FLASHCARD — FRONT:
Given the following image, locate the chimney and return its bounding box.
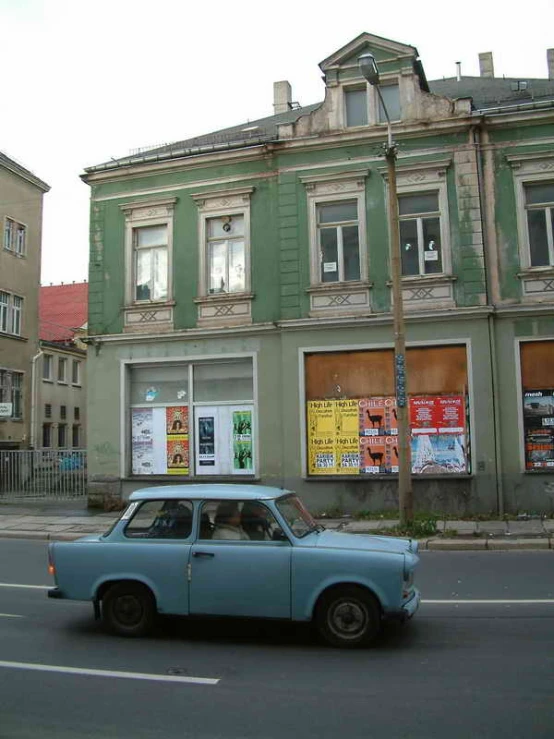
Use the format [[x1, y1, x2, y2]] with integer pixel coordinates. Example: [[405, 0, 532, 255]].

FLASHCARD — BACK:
[[273, 81, 292, 114], [479, 52, 495, 78], [548, 48, 554, 80], [455, 62, 462, 82]]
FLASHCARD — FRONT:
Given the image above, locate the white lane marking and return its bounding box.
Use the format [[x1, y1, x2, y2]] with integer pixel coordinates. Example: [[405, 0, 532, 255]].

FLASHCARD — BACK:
[[0, 613, 24, 618], [0, 660, 219, 685], [423, 599, 554, 604], [0, 583, 52, 590]]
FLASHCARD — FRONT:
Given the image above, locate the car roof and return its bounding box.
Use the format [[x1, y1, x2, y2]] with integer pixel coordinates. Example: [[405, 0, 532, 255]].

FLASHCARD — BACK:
[[129, 484, 291, 502]]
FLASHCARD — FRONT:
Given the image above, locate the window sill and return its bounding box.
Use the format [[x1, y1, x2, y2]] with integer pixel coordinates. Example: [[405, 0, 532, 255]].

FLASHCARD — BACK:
[[125, 475, 260, 483], [42, 378, 54, 384], [517, 267, 554, 278], [307, 280, 372, 292], [125, 299, 176, 309], [0, 332, 27, 342], [195, 292, 254, 304]]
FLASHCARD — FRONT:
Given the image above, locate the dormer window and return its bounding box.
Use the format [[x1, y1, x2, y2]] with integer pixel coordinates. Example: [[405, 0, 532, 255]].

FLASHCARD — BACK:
[[343, 82, 401, 128], [345, 88, 368, 127]]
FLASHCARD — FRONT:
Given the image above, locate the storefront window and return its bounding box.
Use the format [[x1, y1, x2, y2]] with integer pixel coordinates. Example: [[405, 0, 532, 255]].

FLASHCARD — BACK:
[[129, 358, 254, 478], [520, 341, 554, 471], [304, 346, 469, 476]]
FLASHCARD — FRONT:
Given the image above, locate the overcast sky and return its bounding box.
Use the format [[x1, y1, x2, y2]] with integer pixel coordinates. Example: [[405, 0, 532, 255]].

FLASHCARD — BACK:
[[2, 0, 553, 286]]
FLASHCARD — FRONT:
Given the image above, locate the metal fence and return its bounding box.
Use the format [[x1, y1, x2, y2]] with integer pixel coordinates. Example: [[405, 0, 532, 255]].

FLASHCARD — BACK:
[[0, 450, 87, 499]]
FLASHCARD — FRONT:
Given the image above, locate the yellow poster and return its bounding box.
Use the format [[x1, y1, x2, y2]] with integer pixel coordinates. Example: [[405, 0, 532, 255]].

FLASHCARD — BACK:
[[335, 399, 360, 474], [307, 399, 361, 475], [307, 400, 337, 474]]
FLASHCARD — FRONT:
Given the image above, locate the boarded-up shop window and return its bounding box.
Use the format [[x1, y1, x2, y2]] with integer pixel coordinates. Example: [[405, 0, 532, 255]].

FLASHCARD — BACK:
[[305, 346, 469, 477], [305, 346, 467, 400], [520, 341, 554, 471]]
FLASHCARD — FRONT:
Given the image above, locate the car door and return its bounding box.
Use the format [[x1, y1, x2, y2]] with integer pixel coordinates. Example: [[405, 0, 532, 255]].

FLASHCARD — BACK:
[[188, 501, 292, 618]]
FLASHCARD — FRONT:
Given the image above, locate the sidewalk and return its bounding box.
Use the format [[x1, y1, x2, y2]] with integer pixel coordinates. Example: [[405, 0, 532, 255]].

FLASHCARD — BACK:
[[0, 499, 553, 549]]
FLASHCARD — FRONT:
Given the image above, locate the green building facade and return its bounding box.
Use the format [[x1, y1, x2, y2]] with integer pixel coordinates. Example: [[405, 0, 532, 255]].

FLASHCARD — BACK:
[[82, 33, 554, 515]]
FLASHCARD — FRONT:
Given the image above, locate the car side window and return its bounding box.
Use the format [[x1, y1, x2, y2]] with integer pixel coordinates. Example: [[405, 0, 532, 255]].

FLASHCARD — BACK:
[[200, 500, 285, 542], [125, 500, 193, 539]]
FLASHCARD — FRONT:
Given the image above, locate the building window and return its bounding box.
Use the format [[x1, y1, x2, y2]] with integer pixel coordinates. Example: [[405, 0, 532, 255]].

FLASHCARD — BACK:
[[58, 357, 67, 383], [194, 187, 253, 300], [71, 359, 81, 385], [129, 357, 255, 477], [345, 88, 368, 127], [4, 217, 26, 255], [378, 84, 401, 123], [0, 370, 23, 419], [399, 192, 443, 276], [42, 423, 52, 448], [317, 200, 361, 283], [60, 405, 67, 420], [0, 292, 8, 332], [42, 354, 53, 380], [58, 424, 67, 448], [74, 406, 80, 421], [133, 225, 168, 301], [302, 173, 368, 290], [524, 182, 554, 267], [121, 198, 176, 307], [206, 215, 245, 294], [72, 424, 80, 448], [0, 291, 23, 335], [45, 403, 52, 418]]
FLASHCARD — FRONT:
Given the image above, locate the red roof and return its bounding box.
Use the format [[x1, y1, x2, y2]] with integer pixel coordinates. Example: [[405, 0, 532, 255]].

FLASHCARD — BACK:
[[39, 283, 88, 343]]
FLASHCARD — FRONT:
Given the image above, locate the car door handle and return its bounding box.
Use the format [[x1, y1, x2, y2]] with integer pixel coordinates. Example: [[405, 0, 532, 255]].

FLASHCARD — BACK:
[[193, 551, 215, 558]]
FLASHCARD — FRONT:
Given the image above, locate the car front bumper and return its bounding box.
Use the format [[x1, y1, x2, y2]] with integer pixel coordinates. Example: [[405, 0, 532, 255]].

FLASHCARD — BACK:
[[385, 588, 421, 622]]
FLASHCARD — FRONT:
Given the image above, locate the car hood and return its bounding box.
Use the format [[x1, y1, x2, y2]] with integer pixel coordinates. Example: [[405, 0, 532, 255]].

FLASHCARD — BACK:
[[313, 529, 418, 555]]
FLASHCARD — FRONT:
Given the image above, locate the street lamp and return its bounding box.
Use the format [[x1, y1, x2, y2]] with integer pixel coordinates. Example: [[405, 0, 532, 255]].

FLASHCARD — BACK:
[[358, 52, 413, 525]]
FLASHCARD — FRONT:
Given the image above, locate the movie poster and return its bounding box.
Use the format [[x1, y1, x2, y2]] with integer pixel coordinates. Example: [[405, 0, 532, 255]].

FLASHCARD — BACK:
[[523, 389, 554, 470]]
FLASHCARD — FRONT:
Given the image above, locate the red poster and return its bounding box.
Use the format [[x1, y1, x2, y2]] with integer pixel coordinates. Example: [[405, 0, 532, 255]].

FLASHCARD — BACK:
[[410, 396, 465, 435], [359, 397, 397, 436], [166, 406, 189, 435]]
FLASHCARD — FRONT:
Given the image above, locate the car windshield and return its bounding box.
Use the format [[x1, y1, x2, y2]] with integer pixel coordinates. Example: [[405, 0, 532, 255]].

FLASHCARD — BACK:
[[276, 494, 319, 538]]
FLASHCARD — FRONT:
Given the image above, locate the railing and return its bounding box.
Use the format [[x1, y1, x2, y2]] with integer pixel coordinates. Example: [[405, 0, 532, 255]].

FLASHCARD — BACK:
[[0, 450, 87, 499]]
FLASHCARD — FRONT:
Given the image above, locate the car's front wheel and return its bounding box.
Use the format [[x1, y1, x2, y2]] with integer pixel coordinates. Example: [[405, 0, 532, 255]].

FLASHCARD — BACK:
[[315, 585, 381, 648], [102, 582, 156, 637]]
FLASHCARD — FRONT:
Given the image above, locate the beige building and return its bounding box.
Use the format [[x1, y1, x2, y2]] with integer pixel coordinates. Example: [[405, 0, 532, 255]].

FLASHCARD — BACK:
[[0, 152, 49, 450]]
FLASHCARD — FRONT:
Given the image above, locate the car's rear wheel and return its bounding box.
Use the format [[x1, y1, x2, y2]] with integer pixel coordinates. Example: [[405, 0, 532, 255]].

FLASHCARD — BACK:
[[315, 585, 381, 648], [102, 582, 156, 637]]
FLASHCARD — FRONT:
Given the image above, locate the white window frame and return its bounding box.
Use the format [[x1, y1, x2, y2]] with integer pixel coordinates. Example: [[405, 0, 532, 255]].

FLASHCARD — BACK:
[[0, 292, 8, 332], [71, 359, 81, 386], [120, 198, 176, 306], [0, 291, 23, 335], [301, 172, 368, 287], [4, 217, 27, 255], [42, 354, 53, 381], [342, 78, 401, 128], [390, 161, 452, 279], [11, 295, 22, 335], [57, 357, 67, 384], [192, 187, 254, 298], [398, 192, 444, 277]]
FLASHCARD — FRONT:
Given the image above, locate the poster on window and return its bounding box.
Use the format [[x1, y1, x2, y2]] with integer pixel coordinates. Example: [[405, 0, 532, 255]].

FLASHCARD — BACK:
[[131, 409, 154, 474], [410, 395, 465, 435], [359, 397, 397, 436], [411, 434, 467, 474], [197, 414, 217, 470], [166, 406, 188, 436], [335, 399, 360, 474], [233, 410, 253, 472], [523, 390, 554, 469], [307, 400, 337, 474], [360, 436, 398, 474]]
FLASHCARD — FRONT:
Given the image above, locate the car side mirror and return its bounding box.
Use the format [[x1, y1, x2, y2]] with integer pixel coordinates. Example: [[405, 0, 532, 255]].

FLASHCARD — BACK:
[[272, 528, 288, 542]]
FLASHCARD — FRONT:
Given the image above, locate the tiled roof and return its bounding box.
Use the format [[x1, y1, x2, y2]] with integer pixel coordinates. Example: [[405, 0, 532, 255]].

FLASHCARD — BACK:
[[39, 283, 88, 343], [84, 75, 554, 174], [428, 76, 554, 110]]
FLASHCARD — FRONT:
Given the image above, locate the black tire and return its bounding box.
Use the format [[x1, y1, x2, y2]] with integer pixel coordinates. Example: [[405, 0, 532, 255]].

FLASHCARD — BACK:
[[102, 582, 156, 637], [315, 585, 381, 648]]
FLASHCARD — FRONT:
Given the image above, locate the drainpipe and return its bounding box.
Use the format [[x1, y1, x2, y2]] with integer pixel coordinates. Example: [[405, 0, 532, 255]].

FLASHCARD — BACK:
[[471, 122, 504, 515], [30, 349, 43, 450]]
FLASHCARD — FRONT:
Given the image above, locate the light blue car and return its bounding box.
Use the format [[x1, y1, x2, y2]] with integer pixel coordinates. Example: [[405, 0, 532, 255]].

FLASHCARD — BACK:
[[48, 484, 420, 648]]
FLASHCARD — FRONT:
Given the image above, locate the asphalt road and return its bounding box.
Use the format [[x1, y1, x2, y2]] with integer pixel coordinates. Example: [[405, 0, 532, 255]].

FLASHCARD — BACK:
[[0, 541, 553, 739]]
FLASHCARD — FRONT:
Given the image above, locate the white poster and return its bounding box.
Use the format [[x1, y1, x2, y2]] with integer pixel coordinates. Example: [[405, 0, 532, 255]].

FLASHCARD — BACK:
[[194, 405, 254, 476]]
